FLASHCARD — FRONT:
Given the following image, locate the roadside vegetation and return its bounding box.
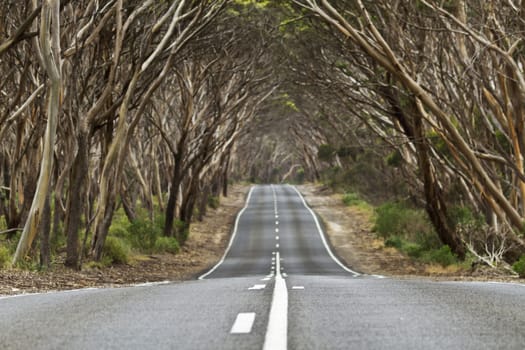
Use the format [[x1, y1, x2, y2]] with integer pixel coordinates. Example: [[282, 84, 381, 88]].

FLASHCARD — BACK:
[[341, 193, 461, 269]]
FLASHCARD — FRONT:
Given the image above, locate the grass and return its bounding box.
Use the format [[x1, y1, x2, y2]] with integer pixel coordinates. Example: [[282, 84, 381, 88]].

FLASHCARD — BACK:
[[342, 192, 374, 214]]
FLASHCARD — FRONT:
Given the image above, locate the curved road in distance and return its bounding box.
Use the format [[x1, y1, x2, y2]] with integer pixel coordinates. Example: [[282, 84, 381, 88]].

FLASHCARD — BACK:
[[1, 184, 525, 349]]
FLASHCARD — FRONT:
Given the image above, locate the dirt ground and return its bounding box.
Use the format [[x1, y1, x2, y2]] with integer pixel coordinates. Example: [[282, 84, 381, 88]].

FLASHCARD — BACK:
[[1, 183, 523, 296]]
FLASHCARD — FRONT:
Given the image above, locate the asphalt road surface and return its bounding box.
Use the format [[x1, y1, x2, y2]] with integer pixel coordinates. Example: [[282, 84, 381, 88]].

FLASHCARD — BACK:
[[1, 184, 525, 349]]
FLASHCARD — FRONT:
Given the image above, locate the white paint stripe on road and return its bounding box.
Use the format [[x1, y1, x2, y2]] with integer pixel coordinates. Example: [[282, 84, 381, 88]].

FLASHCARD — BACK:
[[275, 228, 279, 233], [290, 185, 361, 277], [263, 252, 288, 350], [198, 187, 255, 280], [292, 286, 304, 290], [248, 284, 266, 290], [230, 313, 256, 334]]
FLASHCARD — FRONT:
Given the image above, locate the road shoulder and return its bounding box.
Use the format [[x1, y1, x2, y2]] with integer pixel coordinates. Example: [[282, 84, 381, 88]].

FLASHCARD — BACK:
[[297, 184, 525, 283]]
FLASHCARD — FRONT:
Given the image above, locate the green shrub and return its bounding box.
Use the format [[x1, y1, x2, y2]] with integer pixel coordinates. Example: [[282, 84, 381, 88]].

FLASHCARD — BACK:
[[208, 196, 220, 209], [0, 246, 10, 269], [318, 144, 335, 163], [102, 236, 130, 265], [384, 235, 403, 249], [342, 193, 362, 206], [154, 236, 180, 254], [108, 208, 132, 240], [0, 215, 7, 231], [423, 246, 457, 267], [174, 219, 189, 243], [404, 243, 424, 258], [109, 224, 130, 239], [447, 205, 481, 229], [373, 202, 432, 241], [513, 255, 525, 277], [294, 167, 305, 184], [386, 150, 403, 167], [128, 218, 161, 251], [373, 202, 411, 238]]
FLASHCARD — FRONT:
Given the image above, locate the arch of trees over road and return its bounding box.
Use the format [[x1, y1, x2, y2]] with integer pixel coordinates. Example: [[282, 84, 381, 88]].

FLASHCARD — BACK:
[[1, 0, 525, 270]]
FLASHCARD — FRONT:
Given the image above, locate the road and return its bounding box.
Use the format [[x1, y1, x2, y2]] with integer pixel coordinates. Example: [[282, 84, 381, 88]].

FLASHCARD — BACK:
[[1, 184, 525, 349]]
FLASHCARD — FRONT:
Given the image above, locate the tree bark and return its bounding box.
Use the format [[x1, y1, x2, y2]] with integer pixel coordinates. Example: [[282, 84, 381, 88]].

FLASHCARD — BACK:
[[12, 0, 62, 265], [39, 193, 51, 268], [64, 128, 89, 269]]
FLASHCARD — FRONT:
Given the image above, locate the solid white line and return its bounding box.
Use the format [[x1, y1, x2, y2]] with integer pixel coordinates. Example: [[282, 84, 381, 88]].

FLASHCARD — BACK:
[[230, 313, 256, 334], [292, 286, 304, 290], [198, 187, 255, 280], [263, 252, 288, 350], [289, 185, 361, 276]]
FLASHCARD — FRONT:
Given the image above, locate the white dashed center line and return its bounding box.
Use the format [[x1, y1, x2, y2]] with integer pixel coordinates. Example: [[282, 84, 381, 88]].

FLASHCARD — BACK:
[[230, 313, 256, 334], [248, 284, 266, 290], [263, 251, 288, 350]]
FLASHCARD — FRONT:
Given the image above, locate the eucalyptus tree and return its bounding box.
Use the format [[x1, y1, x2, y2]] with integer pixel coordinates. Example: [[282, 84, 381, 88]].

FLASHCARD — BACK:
[[292, 0, 525, 261], [154, 6, 277, 240], [90, 0, 229, 261]]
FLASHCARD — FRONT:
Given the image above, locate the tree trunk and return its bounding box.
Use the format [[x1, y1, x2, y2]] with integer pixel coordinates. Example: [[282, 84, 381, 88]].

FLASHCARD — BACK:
[[64, 129, 89, 269], [413, 108, 466, 259], [39, 193, 51, 268], [12, 0, 62, 265], [383, 85, 466, 259], [222, 155, 230, 197], [92, 196, 116, 261], [164, 153, 183, 237]]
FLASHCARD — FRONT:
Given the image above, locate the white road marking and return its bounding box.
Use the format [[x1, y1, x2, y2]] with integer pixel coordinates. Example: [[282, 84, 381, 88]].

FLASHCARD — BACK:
[[276, 243, 280, 248], [290, 185, 361, 276], [275, 228, 279, 233], [292, 286, 304, 290], [249, 284, 266, 290], [262, 277, 271, 281], [276, 221, 279, 225], [230, 313, 256, 334], [198, 187, 255, 280], [282, 273, 288, 277], [276, 236, 279, 240], [263, 252, 288, 350], [275, 215, 279, 219]]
